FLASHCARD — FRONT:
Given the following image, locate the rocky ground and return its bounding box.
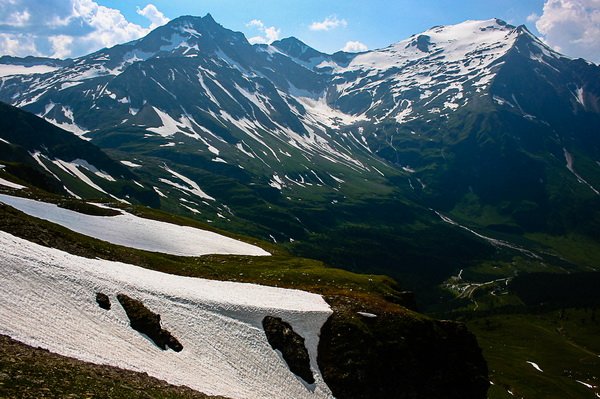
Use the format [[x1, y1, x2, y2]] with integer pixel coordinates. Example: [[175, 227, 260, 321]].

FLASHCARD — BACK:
[[0, 335, 227, 399]]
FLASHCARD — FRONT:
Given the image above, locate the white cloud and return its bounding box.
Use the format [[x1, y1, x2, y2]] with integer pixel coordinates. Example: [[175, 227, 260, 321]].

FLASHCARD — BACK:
[[136, 4, 169, 30], [48, 35, 74, 59], [309, 16, 347, 31], [526, 13, 540, 23], [0, 0, 169, 58], [2, 9, 31, 27], [342, 40, 368, 52], [535, 0, 600, 63], [0, 32, 38, 56], [246, 19, 280, 44], [247, 19, 264, 29]]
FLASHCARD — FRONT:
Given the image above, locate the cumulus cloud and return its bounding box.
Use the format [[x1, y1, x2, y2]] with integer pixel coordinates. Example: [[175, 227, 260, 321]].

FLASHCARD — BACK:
[[0, 32, 38, 55], [0, 0, 169, 58], [48, 35, 74, 59], [310, 16, 348, 31], [136, 4, 169, 30], [3, 9, 31, 27], [342, 40, 368, 52], [246, 19, 280, 44], [534, 0, 600, 63]]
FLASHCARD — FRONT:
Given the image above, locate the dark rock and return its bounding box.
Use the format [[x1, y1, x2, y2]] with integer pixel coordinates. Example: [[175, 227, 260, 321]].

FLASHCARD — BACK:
[[95, 293, 111, 310], [317, 298, 489, 399], [116, 294, 183, 352], [262, 316, 314, 384]]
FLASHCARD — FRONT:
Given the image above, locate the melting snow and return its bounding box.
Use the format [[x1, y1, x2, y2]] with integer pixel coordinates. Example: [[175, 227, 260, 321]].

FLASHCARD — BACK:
[[120, 160, 142, 168], [269, 173, 285, 190], [70, 159, 116, 181], [153, 186, 167, 198], [148, 107, 184, 137], [357, 312, 377, 318], [236, 142, 255, 158], [0, 231, 333, 399], [526, 361, 543, 373], [52, 159, 108, 194], [29, 152, 60, 180], [160, 165, 215, 201], [0, 64, 59, 77], [576, 380, 597, 389], [0, 194, 268, 256], [0, 177, 25, 190], [575, 87, 585, 107], [564, 148, 600, 195]]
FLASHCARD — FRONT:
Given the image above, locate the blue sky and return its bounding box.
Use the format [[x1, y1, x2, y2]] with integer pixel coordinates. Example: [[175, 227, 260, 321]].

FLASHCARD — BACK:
[[97, 0, 546, 53], [0, 0, 598, 62]]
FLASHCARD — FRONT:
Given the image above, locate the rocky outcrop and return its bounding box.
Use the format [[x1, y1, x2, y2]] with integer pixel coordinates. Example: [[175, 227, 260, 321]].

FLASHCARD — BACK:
[[317, 296, 489, 399], [116, 294, 183, 352], [95, 292, 111, 310], [262, 316, 314, 384]]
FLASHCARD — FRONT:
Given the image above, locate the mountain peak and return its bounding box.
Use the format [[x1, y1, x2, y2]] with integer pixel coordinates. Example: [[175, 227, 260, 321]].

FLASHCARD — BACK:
[[166, 13, 220, 30], [271, 37, 324, 61], [203, 13, 216, 23]]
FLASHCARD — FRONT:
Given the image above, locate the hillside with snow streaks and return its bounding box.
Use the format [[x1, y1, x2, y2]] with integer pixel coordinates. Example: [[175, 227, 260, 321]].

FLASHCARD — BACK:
[[0, 194, 269, 256], [0, 231, 332, 399]]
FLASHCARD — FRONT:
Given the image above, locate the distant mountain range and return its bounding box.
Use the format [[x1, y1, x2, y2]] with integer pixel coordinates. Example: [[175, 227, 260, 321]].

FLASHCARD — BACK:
[[1, 14, 599, 297]]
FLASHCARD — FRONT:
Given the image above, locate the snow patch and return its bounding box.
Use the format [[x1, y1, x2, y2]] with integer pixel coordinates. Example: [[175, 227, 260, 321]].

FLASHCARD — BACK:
[[576, 380, 597, 389], [120, 160, 142, 168], [153, 186, 167, 198], [160, 165, 215, 201], [0, 231, 333, 399], [51, 159, 108, 194], [0, 194, 267, 256], [70, 159, 116, 182], [357, 312, 377, 318], [0, 64, 59, 77], [0, 177, 25, 190], [526, 361, 543, 373], [269, 173, 285, 190], [147, 107, 184, 137], [564, 148, 600, 195]]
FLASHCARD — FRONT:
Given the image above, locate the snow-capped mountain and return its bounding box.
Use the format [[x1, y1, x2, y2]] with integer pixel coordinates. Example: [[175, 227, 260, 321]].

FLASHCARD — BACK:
[[0, 15, 360, 171], [1, 14, 599, 286], [329, 19, 520, 120]]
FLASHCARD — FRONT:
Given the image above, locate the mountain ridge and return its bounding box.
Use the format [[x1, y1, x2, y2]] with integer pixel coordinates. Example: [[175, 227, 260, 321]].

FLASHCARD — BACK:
[[1, 14, 598, 297]]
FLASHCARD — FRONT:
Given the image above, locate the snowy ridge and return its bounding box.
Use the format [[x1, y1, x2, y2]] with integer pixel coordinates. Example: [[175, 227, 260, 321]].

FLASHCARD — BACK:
[[0, 194, 268, 256], [2, 15, 595, 204], [0, 231, 333, 399], [331, 19, 519, 120]]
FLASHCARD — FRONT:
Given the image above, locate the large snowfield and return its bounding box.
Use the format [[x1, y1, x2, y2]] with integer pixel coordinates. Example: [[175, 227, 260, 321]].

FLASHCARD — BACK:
[[0, 230, 334, 399], [0, 193, 269, 256]]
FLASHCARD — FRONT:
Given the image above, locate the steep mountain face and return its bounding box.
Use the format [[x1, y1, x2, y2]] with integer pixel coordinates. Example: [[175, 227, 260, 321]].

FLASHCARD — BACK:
[[353, 21, 600, 236], [0, 101, 157, 204], [1, 15, 599, 293]]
